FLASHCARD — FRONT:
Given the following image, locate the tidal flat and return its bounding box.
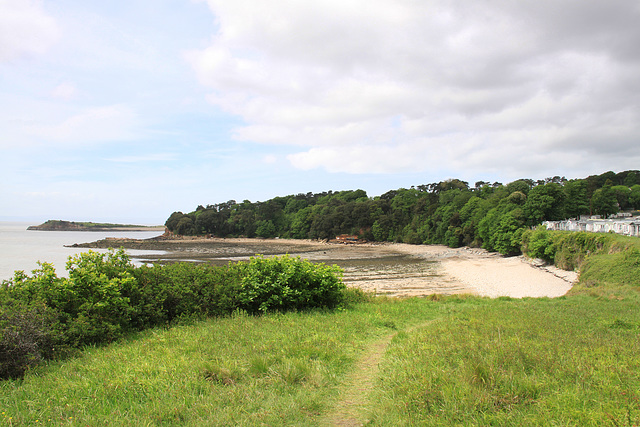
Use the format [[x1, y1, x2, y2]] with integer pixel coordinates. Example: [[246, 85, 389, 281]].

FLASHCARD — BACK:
[[74, 236, 575, 298]]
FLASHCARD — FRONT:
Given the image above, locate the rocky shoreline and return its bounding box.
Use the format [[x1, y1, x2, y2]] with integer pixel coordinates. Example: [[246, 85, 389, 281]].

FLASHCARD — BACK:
[[69, 236, 577, 298]]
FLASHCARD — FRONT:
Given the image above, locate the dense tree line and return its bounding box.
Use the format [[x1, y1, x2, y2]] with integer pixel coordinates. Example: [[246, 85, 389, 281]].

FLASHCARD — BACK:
[[166, 170, 640, 256]]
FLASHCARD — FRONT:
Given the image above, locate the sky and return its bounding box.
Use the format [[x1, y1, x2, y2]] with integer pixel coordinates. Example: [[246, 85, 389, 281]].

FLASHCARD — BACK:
[[1, 0, 639, 225]]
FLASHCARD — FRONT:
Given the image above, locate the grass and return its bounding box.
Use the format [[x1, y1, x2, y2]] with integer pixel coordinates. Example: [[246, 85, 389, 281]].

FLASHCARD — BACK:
[[2, 237, 640, 425], [369, 294, 640, 426], [0, 298, 445, 426]]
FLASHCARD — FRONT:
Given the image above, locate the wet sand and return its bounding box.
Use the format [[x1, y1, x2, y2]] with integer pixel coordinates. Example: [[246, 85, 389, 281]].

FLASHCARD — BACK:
[[74, 237, 576, 298]]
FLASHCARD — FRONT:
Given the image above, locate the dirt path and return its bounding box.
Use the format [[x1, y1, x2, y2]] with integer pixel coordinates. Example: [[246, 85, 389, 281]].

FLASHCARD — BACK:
[[322, 321, 434, 426], [323, 333, 395, 426]]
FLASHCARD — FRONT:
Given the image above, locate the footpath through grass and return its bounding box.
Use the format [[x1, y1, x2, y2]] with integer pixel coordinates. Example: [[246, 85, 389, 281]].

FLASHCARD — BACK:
[[0, 297, 447, 426], [2, 292, 639, 426]]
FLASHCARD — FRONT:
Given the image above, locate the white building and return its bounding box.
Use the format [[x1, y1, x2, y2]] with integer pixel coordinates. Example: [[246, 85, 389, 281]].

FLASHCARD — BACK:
[[543, 217, 640, 237]]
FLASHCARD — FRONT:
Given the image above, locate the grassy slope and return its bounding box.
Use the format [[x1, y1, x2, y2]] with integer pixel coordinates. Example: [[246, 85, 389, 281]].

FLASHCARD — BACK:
[[2, 294, 639, 426], [2, 237, 640, 426], [0, 298, 446, 426], [370, 295, 640, 426]]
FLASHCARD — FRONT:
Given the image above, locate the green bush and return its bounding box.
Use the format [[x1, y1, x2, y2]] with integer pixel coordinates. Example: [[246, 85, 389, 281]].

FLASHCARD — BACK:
[[61, 250, 137, 345], [522, 229, 613, 270], [521, 227, 554, 262], [235, 255, 345, 313], [522, 229, 640, 294], [130, 262, 243, 326], [1, 250, 347, 379], [0, 301, 60, 379]]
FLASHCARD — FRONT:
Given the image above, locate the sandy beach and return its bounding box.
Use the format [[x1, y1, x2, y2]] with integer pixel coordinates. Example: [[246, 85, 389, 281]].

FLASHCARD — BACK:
[[387, 244, 576, 298], [75, 236, 577, 298]]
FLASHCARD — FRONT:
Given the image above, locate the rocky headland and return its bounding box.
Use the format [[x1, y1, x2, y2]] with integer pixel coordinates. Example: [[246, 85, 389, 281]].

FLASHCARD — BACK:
[[28, 220, 165, 232]]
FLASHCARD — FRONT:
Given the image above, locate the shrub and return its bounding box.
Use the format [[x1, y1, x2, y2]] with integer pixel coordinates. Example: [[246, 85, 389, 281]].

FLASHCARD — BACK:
[[56, 250, 136, 346], [1, 250, 347, 379], [0, 302, 60, 379], [235, 255, 345, 313], [129, 262, 243, 326]]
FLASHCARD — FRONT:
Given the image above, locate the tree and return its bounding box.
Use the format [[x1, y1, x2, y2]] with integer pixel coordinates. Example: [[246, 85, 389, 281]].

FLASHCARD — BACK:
[[165, 211, 187, 232], [478, 204, 525, 254], [506, 179, 532, 196], [630, 185, 640, 210], [523, 183, 565, 226], [563, 180, 589, 218], [194, 209, 218, 234], [611, 185, 631, 211], [255, 220, 277, 238], [176, 217, 196, 235], [493, 210, 525, 256], [590, 186, 618, 218], [623, 171, 640, 187]]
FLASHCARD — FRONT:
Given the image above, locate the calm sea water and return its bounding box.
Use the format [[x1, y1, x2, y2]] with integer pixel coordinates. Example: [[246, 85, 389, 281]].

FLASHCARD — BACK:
[[0, 222, 165, 281]]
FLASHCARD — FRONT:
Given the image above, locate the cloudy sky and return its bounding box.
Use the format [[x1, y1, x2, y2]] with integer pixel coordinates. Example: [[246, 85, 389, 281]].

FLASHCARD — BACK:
[[1, 0, 639, 224]]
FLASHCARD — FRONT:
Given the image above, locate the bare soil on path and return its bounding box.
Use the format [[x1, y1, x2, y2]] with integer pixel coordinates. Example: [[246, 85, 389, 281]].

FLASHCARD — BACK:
[[322, 319, 437, 426], [322, 333, 395, 426]]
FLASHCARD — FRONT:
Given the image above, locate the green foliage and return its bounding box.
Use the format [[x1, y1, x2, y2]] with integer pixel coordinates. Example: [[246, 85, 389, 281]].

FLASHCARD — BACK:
[[631, 185, 640, 210], [611, 185, 632, 210], [235, 255, 345, 313], [369, 295, 640, 425], [590, 185, 619, 218], [478, 198, 527, 255], [0, 301, 60, 379], [255, 219, 277, 238], [164, 170, 639, 257], [524, 183, 565, 225], [522, 228, 640, 294], [129, 261, 243, 327], [61, 250, 137, 345], [522, 228, 610, 270], [1, 250, 346, 379]]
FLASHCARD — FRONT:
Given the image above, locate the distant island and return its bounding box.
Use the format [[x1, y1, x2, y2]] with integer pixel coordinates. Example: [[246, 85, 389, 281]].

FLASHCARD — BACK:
[[27, 220, 165, 232]]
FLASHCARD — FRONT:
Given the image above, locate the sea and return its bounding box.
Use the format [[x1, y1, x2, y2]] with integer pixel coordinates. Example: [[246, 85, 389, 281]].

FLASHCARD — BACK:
[[0, 222, 165, 281]]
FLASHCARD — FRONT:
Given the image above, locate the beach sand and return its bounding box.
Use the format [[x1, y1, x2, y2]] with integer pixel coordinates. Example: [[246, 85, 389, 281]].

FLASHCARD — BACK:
[[387, 243, 576, 298], [76, 237, 577, 298]]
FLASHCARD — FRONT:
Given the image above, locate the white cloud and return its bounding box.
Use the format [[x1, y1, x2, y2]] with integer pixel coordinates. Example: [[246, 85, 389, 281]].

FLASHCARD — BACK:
[[0, 0, 59, 61], [190, 0, 640, 180]]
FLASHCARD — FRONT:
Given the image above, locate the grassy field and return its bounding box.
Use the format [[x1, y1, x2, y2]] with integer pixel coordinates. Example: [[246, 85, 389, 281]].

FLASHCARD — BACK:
[[2, 233, 640, 426], [1, 292, 639, 426]]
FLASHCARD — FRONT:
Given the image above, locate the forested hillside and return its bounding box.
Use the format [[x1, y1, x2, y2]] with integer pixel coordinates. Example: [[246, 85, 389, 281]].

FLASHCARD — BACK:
[[166, 170, 640, 255]]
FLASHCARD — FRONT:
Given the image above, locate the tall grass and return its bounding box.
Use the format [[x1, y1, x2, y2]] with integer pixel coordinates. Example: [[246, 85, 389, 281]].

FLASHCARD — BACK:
[[2, 294, 639, 425], [368, 294, 640, 426], [0, 298, 444, 426], [3, 231, 640, 425]]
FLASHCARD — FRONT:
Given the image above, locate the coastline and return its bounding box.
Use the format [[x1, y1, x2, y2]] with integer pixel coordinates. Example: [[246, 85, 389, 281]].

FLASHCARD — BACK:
[[30, 226, 166, 232], [27, 220, 165, 232], [72, 236, 577, 298]]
